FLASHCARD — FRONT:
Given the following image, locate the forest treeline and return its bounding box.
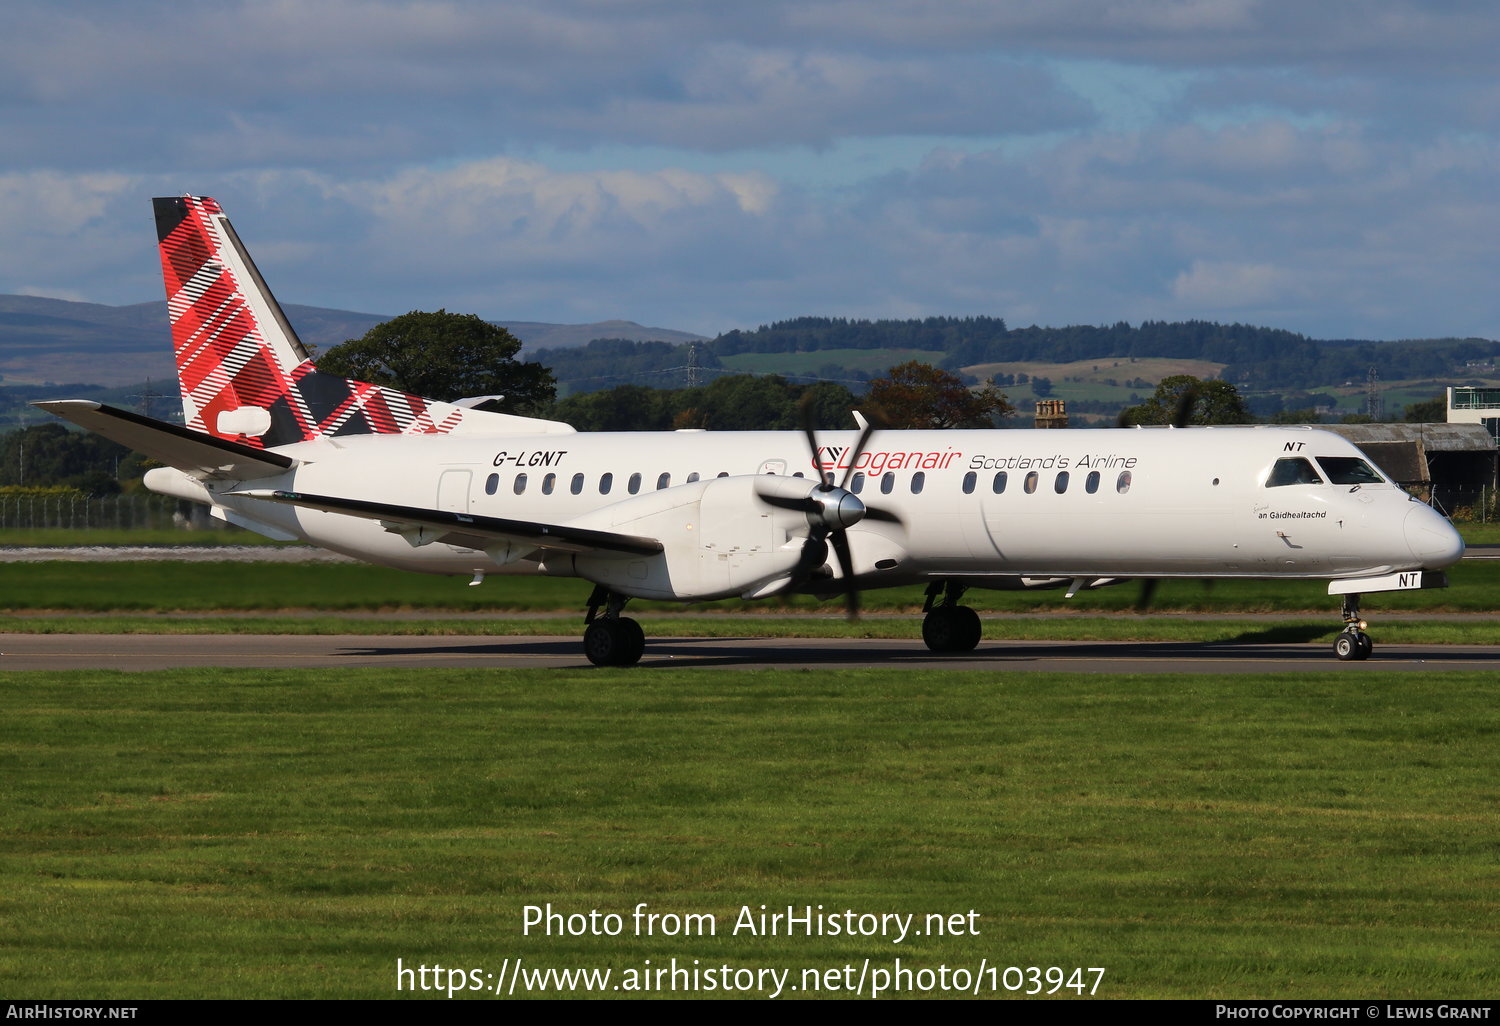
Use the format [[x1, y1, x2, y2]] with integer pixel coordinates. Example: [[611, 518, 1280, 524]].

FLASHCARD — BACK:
[[532, 317, 1500, 395]]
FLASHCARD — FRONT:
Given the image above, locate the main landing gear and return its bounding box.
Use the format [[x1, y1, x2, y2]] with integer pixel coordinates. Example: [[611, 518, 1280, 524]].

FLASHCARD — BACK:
[[921, 581, 983, 654], [1334, 593, 1374, 661], [583, 586, 645, 667]]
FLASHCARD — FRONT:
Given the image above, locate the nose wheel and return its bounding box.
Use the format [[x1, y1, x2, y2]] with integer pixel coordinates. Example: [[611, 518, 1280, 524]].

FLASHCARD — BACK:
[[1334, 594, 1373, 661]]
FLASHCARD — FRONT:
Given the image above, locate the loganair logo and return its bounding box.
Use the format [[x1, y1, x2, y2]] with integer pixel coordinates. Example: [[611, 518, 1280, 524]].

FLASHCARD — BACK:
[[815, 446, 962, 476]]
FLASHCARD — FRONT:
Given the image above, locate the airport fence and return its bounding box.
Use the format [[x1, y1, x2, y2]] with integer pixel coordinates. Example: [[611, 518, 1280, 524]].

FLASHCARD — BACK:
[[0, 492, 185, 530]]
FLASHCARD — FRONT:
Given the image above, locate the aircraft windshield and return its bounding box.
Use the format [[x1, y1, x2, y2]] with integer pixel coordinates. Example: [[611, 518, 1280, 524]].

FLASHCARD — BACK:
[[1265, 457, 1323, 487], [1316, 456, 1384, 485]]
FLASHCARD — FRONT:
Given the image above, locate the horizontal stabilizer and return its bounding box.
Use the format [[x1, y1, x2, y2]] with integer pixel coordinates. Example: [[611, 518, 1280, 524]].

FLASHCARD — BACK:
[[233, 489, 664, 557], [32, 400, 295, 480]]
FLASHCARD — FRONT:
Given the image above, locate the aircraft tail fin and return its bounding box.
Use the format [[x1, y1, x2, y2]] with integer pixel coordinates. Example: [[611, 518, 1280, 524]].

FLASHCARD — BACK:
[[155, 195, 554, 447]]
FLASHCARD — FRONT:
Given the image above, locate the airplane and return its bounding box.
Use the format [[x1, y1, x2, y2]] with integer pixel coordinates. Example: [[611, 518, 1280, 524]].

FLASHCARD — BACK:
[[36, 195, 1465, 666]]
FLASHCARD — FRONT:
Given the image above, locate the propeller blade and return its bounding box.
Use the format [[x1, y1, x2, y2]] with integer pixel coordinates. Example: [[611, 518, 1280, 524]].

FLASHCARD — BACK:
[[794, 536, 830, 577], [1135, 578, 1159, 612], [838, 417, 879, 491], [797, 397, 827, 486], [1171, 383, 1200, 429], [828, 528, 860, 620], [756, 490, 821, 514]]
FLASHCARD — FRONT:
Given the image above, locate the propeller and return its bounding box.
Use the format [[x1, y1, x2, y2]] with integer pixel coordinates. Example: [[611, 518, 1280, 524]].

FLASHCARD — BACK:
[[755, 400, 894, 618]]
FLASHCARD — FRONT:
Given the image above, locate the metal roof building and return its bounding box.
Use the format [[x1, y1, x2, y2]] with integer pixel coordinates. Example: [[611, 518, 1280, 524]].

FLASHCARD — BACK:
[[1316, 422, 1497, 516]]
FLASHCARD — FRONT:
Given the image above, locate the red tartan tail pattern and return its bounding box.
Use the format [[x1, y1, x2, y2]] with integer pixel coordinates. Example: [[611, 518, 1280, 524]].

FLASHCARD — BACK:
[[155, 195, 465, 447]]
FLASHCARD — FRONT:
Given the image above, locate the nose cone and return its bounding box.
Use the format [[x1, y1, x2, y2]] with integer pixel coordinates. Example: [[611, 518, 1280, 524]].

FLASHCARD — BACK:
[[825, 490, 866, 531], [1405, 503, 1465, 567]]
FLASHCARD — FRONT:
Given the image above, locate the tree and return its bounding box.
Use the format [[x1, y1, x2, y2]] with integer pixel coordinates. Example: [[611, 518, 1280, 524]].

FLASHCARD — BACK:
[[551, 385, 674, 432], [1119, 375, 1252, 426], [864, 361, 1013, 429], [0, 423, 130, 494], [1403, 396, 1447, 423], [693, 375, 800, 431], [795, 381, 860, 431], [317, 310, 556, 414]]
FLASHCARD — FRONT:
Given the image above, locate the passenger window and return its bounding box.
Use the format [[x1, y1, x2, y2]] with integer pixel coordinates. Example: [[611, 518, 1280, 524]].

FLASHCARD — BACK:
[[717, 471, 729, 478], [687, 472, 700, 483], [1054, 471, 1068, 494], [1085, 470, 1100, 494], [570, 473, 584, 495], [599, 472, 613, 495], [657, 472, 671, 490], [542, 473, 556, 495], [851, 472, 865, 494], [513, 473, 527, 495], [627, 472, 641, 494], [1024, 471, 1039, 494], [484, 473, 499, 496], [962, 471, 976, 494], [992, 472, 1007, 494], [911, 471, 925, 494], [1316, 457, 1384, 485], [880, 472, 895, 495], [1116, 471, 1132, 494], [1266, 458, 1323, 488]]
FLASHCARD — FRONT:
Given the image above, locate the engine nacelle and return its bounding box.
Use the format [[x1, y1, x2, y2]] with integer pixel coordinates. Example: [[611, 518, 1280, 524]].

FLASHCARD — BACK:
[[541, 475, 823, 601]]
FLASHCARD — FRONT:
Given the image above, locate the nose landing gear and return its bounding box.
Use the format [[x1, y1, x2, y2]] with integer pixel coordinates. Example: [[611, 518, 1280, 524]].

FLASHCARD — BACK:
[[1334, 593, 1373, 661]]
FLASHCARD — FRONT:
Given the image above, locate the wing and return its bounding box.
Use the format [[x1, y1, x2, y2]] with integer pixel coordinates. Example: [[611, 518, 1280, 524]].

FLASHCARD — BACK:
[[232, 489, 664, 557], [33, 400, 295, 480]]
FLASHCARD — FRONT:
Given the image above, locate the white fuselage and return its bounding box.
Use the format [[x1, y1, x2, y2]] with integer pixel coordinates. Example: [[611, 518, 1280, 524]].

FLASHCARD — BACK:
[[177, 424, 1463, 597]]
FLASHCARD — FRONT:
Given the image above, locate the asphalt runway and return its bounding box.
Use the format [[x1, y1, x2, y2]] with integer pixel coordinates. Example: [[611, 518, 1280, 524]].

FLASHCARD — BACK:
[[2, 631, 1495, 672]]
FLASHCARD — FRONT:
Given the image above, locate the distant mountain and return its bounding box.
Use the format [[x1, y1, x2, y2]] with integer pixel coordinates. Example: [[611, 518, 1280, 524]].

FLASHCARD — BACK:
[[0, 294, 705, 388]]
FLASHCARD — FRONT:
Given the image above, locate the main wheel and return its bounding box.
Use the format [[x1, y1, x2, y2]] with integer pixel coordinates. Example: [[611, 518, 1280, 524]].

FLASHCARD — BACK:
[[615, 616, 646, 665], [584, 620, 645, 667], [923, 606, 983, 653]]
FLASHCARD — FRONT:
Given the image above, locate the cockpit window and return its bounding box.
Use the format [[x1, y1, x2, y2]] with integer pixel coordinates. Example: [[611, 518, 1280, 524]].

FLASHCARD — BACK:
[[1266, 457, 1324, 487], [1316, 457, 1384, 485]]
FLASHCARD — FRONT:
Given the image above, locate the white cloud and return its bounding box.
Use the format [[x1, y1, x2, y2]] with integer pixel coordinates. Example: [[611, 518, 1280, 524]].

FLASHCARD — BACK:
[[0, 3, 1497, 342], [0, 171, 132, 235], [1172, 260, 1299, 308]]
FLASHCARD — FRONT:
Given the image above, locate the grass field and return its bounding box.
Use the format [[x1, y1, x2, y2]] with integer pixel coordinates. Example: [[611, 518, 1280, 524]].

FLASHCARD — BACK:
[[1, 668, 1495, 1000], [2, 541, 1496, 1002], [4, 558, 1497, 617]]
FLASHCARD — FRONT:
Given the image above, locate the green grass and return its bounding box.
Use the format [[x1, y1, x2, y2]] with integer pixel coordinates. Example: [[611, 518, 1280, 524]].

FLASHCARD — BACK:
[[3, 559, 1497, 614], [1, 668, 1495, 999], [1456, 521, 1500, 544]]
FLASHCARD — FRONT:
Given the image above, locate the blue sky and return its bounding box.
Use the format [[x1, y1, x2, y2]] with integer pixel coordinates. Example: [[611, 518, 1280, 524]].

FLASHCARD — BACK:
[[2, 0, 1497, 340]]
